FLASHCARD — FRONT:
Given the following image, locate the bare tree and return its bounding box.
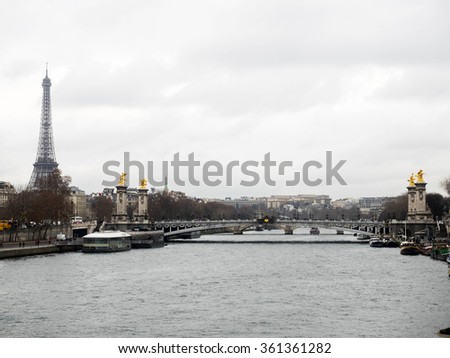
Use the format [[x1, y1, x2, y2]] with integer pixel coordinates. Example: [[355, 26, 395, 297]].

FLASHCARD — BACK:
[[91, 196, 114, 221], [378, 194, 408, 221], [35, 169, 72, 224], [426, 193, 446, 219], [441, 176, 450, 196]]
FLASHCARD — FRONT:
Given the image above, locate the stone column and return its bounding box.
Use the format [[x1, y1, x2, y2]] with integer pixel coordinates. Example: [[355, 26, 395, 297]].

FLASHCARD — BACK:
[[137, 188, 148, 222], [407, 184, 417, 217], [113, 184, 128, 222], [413, 182, 428, 213], [407, 181, 432, 222], [406, 173, 434, 240]]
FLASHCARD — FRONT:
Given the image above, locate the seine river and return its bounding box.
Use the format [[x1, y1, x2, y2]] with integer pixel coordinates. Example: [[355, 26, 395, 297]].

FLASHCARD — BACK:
[[1, 229, 449, 338]]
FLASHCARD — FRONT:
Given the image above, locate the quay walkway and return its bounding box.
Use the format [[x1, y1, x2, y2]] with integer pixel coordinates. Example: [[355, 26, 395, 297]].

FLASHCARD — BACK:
[[0, 244, 58, 259], [0, 240, 79, 260]]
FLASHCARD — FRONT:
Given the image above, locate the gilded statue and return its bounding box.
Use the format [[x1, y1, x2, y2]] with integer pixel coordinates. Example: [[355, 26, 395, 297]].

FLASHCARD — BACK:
[[416, 169, 424, 183], [408, 174, 415, 187], [139, 178, 148, 189], [118, 172, 127, 186]]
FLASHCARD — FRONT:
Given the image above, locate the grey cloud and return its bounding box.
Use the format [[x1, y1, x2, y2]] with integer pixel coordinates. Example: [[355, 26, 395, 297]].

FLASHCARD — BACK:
[[2, 0, 450, 198]]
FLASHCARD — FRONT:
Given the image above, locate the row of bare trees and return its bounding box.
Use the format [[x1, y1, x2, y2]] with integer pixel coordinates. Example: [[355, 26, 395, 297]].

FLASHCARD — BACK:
[[80, 191, 255, 223], [147, 192, 255, 221], [2, 170, 72, 225], [0, 170, 73, 241]]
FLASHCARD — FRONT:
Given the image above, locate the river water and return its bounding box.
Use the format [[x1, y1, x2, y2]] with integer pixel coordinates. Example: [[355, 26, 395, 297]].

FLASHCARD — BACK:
[[1, 229, 449, 337]]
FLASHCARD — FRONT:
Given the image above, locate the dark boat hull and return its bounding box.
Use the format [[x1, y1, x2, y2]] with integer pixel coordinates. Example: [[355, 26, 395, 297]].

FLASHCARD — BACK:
[[370, 241, 385, 247], [400, 247, 420, 255], [131, 237, 165, 249], [430, 244, 450, 261], [438, 327, 450, 337], [82, 246, 131, 253], [129, 231, 165, 249], [384, 240, 399, 248]]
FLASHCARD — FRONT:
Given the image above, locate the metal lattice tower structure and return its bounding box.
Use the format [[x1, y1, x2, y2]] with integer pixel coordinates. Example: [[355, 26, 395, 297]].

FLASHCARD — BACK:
[[28, 66, 59, 189]]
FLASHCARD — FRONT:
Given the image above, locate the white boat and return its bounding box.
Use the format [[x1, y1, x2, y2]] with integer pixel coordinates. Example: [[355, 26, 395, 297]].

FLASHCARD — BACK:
[[356, 234, 371, 241], [82, 231, 131, 253], [369, 237, 386, 247]]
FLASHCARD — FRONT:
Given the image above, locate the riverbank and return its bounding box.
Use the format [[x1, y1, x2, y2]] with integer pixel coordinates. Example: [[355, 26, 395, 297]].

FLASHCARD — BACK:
[[0, 242, 81, 259], [0, 245, 59, 259]]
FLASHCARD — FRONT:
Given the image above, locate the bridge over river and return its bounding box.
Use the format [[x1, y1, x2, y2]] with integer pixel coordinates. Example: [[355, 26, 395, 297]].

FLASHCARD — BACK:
[[107, 219, 402, 239]]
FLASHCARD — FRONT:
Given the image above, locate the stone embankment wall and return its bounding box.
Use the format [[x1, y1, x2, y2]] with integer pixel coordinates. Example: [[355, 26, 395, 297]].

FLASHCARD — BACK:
[[0, 224, 72, 243], [0, 246, 59, 259]]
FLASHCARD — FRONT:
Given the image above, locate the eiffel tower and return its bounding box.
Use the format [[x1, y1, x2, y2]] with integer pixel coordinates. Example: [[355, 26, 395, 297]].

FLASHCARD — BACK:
[[28, 66, 59, 189]]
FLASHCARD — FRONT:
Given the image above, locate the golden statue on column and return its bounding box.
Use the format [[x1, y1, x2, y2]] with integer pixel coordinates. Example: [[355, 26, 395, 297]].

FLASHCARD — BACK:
[[416, 169, 424, 183], [118, 172, 127, 186], [139, 178, 148, 189]]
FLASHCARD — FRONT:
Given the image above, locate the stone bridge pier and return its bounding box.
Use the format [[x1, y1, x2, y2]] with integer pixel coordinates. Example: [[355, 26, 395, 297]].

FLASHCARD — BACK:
[[232, 223, 256, 235]]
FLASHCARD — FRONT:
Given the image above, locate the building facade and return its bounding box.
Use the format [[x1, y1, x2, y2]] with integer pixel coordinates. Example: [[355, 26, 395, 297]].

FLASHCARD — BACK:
[[69, 186, 87, 219], [0, 181, 15, 207], [265, 194, 331, 209]]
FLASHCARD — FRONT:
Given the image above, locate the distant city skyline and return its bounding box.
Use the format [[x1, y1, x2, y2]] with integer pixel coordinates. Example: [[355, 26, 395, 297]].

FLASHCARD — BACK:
[[1, 1, 449, 199]]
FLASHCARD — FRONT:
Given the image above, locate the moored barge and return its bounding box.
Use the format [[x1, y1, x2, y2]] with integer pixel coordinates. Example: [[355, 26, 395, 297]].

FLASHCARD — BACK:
[[399, 241, 420, 255], [82, 231, 131, 253], [129, 230, 165, 249]]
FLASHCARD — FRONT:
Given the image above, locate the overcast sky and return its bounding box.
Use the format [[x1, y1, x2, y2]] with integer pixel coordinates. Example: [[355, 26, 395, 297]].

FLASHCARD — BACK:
[[1, 0, 450, 199]]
